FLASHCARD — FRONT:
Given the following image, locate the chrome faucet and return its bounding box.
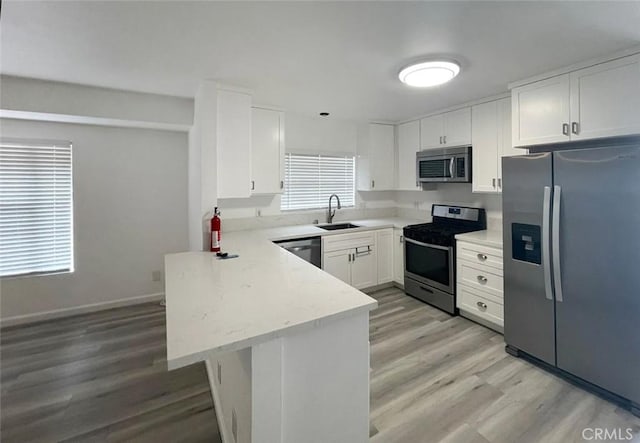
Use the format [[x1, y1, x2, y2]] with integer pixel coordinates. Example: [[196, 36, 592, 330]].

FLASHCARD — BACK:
[[327, 194, 341, 223]]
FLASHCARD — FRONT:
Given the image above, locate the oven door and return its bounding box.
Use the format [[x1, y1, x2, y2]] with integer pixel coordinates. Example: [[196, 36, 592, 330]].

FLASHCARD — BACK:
[[404, 238, 454, 294]]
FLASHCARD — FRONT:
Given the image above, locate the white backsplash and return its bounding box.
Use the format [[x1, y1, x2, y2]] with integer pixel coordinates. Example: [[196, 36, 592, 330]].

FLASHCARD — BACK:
[[222, 207, 397, 232]]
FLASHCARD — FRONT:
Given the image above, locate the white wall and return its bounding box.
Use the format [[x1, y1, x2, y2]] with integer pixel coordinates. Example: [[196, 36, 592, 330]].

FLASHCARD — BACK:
[[396, 185, 503, 228], [1, 75, 193, 129], [0, 118, 188, 321]]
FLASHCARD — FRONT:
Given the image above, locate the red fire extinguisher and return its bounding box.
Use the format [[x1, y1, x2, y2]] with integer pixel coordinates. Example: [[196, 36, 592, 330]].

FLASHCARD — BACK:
[[210, 207, 221, 252]]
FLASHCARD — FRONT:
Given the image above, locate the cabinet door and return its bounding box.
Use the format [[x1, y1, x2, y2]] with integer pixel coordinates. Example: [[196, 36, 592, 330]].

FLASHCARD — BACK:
[[323, 250, 352, 284], [351, 246, 377, 289], [420, 114, 444, 150], [512, 74, 571, 147], [471, 101, 500, 193], [369, 124, 395, 190], [570, 55, 640, 141], [397, 121, 421, 190], [497, 97, 519, 191], [393, 229, 404, 284], [376, 229, 393, 284], [443, 107, 471, 147], [217, 89, 252, 198], [251, 108, 284, 194]]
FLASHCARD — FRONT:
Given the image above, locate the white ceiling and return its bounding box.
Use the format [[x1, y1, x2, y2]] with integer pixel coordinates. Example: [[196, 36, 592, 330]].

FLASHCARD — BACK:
[[2, 1, 640, 122]]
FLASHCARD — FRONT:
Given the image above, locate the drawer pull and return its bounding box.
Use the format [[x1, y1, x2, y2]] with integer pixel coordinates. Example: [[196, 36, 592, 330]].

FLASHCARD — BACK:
[[477, 301, 488, 310], [477, 275, 488, 284], [477, 253, 488, 261]]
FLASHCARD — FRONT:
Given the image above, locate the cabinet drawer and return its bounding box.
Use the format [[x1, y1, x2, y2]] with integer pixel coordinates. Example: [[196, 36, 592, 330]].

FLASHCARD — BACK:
[[323, 231, 376, 253], [458, 262, 503, 298], [458, 241, 503, 270], [458, 287, 503, 327]]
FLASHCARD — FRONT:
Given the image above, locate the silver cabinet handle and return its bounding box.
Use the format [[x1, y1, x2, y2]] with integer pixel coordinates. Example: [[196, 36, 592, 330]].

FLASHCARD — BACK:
[[552, 185, 563, 302], [498, 178, 502, 189], [449, 157, 454, 178], [371, 180, 375, 189], [443, 135, 447, 144], [571, 122, 580, 135], [400, 235, 404, 244], [477, 253, 488, 261], [251, 180, 255, 191], [348, 253, 352, 262], [562, 123, 570, 136], [492, 178, 496, 188], [439, 136, 443, 144], [477, 301, 487, 310], [280, 180, 284, 189], [542, 186, 553, 301], [477, 275, 488, 284]]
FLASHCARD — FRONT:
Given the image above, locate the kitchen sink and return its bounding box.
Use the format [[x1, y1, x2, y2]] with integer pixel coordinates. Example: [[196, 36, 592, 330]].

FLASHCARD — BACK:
[[318, 223, 361, 231]]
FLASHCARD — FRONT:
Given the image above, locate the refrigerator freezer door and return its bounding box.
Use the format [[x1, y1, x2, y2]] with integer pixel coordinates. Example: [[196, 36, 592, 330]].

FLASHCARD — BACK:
[[502, 153, 556, 365], [553, 145, 640, 405]]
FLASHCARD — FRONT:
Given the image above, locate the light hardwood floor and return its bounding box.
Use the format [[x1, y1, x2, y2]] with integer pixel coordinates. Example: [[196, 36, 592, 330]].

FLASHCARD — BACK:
[[2, 288, 639, 442], [0, 302, 220, 442], [368, 287, 640, 443]]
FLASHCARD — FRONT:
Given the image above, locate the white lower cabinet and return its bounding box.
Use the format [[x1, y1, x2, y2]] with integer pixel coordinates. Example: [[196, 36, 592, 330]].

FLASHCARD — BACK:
[[456, 240, 504, 332], [323, 250, 352, 285], [393, 228, 404, 285], [322, 231, 377, 290], [376, 229, 393, 285]]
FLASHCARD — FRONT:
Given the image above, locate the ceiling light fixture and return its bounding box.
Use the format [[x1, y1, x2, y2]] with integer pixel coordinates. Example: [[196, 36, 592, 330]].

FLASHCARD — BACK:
[[398, 61, 461, 87]]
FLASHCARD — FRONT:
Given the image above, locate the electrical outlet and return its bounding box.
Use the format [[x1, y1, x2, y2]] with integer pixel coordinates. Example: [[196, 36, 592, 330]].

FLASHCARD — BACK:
[[232, 408, 238, 442], [217, 361, 222, 385], [152, 270, 162, 282]]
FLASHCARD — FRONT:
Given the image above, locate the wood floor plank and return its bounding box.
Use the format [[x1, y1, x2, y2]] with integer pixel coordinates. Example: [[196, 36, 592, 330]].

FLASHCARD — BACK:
[[367, 287, 640, 443], [3, 286, 640, 442]]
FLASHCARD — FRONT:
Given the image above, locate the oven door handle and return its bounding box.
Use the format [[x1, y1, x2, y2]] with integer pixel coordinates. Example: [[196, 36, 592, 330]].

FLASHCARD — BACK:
[[404, 237, 452, 251], [449, 157, 455, 178]]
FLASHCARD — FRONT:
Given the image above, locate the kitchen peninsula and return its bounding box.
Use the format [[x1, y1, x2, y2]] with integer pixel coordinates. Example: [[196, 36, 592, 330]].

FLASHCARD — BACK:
[[165, 226, 378, 443]]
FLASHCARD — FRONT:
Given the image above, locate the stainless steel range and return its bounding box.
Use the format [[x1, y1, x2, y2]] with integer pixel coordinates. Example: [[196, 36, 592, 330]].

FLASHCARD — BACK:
[[403, 204, 486, 314]]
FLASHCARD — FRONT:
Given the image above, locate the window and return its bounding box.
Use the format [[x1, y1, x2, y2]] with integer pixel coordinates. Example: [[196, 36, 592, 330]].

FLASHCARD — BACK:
[[0, 139, 74, 277], [281, 153, 355, 211]]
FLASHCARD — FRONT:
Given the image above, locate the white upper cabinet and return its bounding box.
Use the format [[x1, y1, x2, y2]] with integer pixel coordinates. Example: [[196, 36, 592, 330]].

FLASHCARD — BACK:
[[217, 89, 252, 199], [396, 120, 421, 191], [420, 108, 471, 150], [569, 54, 640, 141], [443, 107, 472, 147], [251, 107, 284, 195], [512, 53, 640, 147], [472, 98, 516, 194], [357, 123, 395, 191], [472, 100, 500, 193], [512, 74, 571, 147], [419, 114, 444, 150]]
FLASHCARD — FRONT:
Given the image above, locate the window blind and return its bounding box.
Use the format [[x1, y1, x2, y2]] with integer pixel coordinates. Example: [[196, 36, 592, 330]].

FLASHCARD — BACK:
[[281, 153, 355, 211], [0, 140, 74, 277]]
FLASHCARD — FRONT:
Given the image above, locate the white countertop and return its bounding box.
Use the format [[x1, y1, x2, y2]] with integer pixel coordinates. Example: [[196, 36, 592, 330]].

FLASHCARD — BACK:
[[455, 229, 503, 249], [165, 217, 421, 370]]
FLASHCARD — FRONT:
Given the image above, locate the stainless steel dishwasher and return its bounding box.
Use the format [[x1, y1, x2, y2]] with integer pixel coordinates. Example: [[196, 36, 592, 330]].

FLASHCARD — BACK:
[[274, 236, 322, 268]]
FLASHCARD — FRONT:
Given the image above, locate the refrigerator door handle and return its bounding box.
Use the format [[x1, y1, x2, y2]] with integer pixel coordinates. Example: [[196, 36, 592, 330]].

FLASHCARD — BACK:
[[542, 186, 553, 301], [552, 185, 564, 302]]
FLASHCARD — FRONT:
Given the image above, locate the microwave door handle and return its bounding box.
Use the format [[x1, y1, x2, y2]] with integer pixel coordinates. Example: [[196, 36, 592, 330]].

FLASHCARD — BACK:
[[449, 157, 455, 178]]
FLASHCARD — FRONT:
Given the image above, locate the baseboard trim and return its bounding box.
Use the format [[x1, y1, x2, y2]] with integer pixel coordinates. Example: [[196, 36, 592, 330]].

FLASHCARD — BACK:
[[0, 292, 165, 328], [204, 358, 231, 443]]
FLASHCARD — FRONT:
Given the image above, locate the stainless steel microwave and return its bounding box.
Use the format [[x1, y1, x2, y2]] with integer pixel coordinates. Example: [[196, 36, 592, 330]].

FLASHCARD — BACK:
[[416, 146, 472, 183]]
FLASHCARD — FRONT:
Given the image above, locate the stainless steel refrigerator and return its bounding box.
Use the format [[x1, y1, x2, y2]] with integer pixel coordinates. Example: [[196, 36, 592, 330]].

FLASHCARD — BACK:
[[502, 141, 640, 416]]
